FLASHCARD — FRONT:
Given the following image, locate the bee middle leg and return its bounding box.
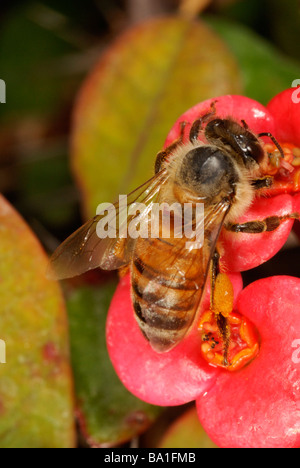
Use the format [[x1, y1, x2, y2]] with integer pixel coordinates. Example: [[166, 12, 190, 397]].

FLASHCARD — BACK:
[[233, 176, 299, 232], [225, 213, 299, 234]]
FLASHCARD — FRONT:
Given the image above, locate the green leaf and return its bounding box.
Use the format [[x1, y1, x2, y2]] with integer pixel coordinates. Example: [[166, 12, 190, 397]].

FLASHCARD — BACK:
[[72, 16, 242, 218], [158, 406, 218, 448], [0, 4, 78, 121], [17, 145, 78, 230], [206, 16, 300, 105], [67, 283, 161, 447], [212, 0, 266, 29], [0, 195, 75, 448]]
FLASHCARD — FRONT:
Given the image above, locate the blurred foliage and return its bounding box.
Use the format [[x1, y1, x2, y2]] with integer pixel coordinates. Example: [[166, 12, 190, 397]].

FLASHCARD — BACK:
[[0, 0, 300, 448], [207, 16, 300, 105], [72, 15, 241, 218], [179, 0, 213, 17], [0, 5, 75, 118], [266, 0, 300, 61], [212, 0, 300, 62]]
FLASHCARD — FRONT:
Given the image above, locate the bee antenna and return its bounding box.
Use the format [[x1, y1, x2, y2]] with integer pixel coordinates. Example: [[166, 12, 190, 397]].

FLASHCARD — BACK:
[[258, 132, 284, 159], [241, 119, 249, 130]]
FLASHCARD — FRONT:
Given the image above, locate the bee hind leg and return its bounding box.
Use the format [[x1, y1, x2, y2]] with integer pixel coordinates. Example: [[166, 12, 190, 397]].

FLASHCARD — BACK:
[[215, 313, 230, 367]]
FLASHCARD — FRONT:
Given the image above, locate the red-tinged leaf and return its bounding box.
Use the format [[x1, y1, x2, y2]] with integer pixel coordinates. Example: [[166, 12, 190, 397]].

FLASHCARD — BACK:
[[0, 195, 75, 448], [72, 16, 242, 218]]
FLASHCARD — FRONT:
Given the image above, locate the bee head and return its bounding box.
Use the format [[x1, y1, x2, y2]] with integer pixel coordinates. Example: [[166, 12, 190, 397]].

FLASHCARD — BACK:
[[176, 146, 239, 200], [205, 119, 265, 168]]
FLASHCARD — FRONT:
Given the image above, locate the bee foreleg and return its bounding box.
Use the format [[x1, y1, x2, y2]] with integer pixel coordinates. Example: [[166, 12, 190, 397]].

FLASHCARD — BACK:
[[225, 212, 300, 234], [155, 121, 187, 173]]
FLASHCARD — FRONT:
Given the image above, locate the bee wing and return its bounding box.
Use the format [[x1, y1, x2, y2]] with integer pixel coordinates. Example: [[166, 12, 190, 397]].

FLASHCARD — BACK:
[[48, 170, 168, 280], [137, 197, 232, 352], [184, 198, 232, 321]]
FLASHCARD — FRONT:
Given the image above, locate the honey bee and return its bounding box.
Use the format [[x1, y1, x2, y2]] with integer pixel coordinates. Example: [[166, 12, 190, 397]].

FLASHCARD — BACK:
[[49, 103, 293, 364]]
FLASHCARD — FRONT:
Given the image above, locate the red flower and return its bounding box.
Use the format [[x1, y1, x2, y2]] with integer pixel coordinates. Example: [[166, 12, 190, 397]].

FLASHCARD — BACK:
[[197, 276, 300, 449], [106, 90, 300, 448], [268, 87, 300, 147]]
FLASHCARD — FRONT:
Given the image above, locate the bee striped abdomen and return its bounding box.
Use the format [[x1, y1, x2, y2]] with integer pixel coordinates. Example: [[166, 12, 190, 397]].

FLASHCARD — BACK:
[[131, 236, 207, 352]]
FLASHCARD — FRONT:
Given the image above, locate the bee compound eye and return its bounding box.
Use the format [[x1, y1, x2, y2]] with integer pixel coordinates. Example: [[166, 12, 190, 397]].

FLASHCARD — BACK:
[[179, 146, 236, 193], [234, 134, 265, 165], [247, 142, 265, 164]]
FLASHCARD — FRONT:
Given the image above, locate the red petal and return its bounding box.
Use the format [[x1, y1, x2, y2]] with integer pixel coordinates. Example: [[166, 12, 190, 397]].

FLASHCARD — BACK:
[[294, 193, 300, 212], [106, 272, 243, 406], [220, 194, 295, 272], [267, 88, 300, 146], [197, 276, 300, 448], [293, 194, 300, 242], [164, 95, 275, 148]]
